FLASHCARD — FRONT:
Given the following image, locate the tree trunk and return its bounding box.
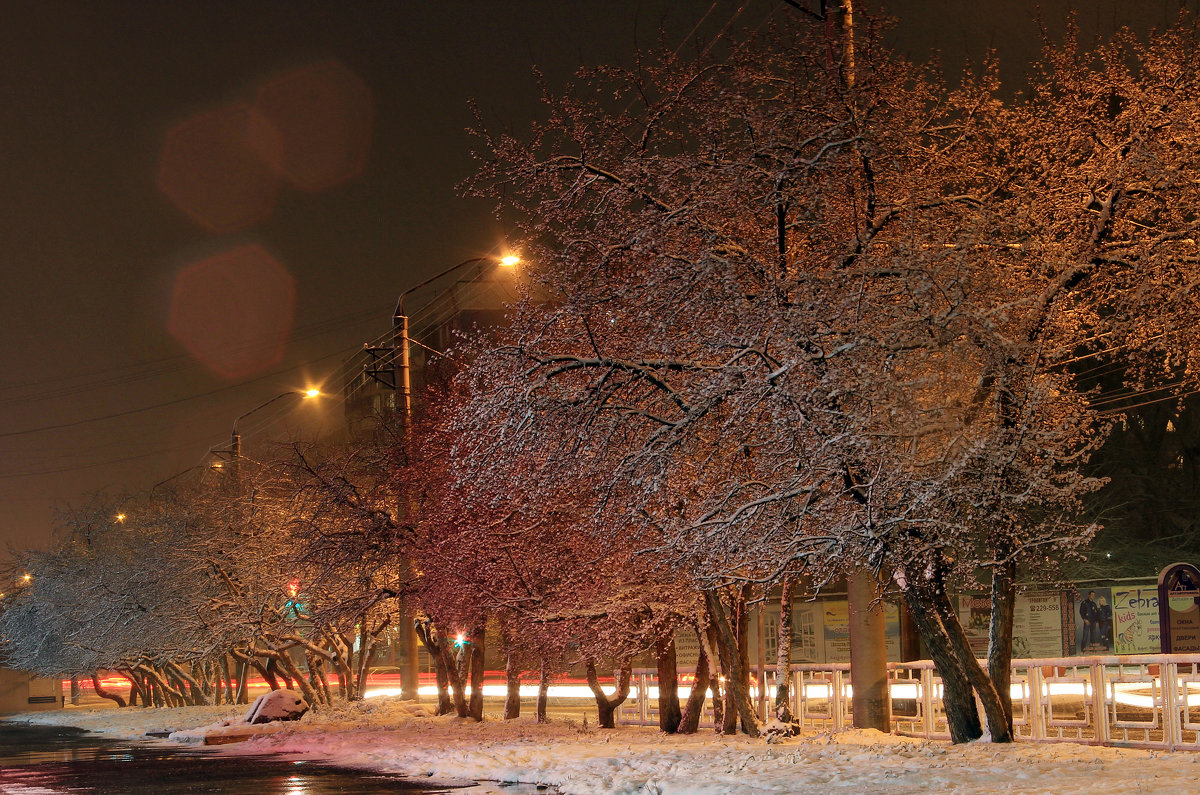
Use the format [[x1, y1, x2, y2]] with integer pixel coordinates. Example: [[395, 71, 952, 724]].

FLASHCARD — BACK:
[[198, 659, 214, 703], [656, 636, 683, 733], [356, 622, 378, 702], [702, 624, 724, 731], [164, 668, 196, 706], [166, 661, 208, 706], [774, 577, 796, 723], [931, 581, 1012, 742], [703, 588, 761, 737], [432, 645, 454, 715], [988, 554, 1017, 737], [70, 676, 80, 706], [221, 655, 234, 704], [120, 670, 144, 707], [325, 631, 354, 701], [537, 660, 550, 723], [468, 625, 486, 721], [585, 659, 632, 729], [234, 658, 250, 704], [310, 654, 333, 705], [734, 587, 754, 734], [678, 631, 711, 734], [91, 673, 126, 708], [442, 639, 469, 718], [899, 580, 982, 743], [718, 588, 744, 734], [148, 677, 163, 708], [272, 651, 319, 706], [261, 658, 282, 691], [137, 664, 185, 707], [209, 659, 223, 706], [848, 570, 891, 732], [504, 650, 522, 720], [414, 619, 454, 714]]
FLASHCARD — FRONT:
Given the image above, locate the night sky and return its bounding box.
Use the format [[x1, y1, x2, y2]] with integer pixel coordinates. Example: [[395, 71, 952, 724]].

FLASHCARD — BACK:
[[0, 1, 1189, 556]]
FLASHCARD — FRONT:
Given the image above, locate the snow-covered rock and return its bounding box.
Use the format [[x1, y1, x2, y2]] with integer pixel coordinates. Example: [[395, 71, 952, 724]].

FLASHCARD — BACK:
[[242, 690, 308, 724]]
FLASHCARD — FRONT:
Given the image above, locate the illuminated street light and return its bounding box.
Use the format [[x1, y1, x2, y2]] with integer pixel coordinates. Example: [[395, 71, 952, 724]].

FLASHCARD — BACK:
[[210, 388, 322, 488], [228, 388, 321, 461], [393, 253, 519, 419], [115, 513, 126, 524]]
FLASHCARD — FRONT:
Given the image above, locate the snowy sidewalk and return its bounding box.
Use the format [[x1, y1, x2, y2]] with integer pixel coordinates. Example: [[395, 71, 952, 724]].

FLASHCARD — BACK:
[[9, 697, 1199, 793]]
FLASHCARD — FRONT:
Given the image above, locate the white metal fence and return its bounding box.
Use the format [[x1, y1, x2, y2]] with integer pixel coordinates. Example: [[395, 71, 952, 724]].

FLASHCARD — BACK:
[[616, 654, 1200, 750]]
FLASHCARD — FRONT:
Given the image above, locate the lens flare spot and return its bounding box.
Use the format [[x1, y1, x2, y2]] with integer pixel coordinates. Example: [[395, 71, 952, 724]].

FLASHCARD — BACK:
[[157, 103, 282, 233], [252, 60, 374, 193], [168, 245, 295, 380]]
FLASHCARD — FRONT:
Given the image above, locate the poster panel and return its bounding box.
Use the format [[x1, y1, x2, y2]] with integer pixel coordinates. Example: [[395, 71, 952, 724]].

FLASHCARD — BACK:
[[1111, 584, 1160, 654], [883, 602, 901, 662], [958, 594, 992, 656], [674, 626, 701, 668], [817, 599, 900, 663], [1013, 591, 1064, 658], [823, 600, 850, 662], [1072, 587, 1114, 654]]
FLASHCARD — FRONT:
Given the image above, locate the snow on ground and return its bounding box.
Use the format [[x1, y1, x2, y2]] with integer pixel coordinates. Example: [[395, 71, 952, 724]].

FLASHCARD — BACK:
[[10, 699, 1200, 794]]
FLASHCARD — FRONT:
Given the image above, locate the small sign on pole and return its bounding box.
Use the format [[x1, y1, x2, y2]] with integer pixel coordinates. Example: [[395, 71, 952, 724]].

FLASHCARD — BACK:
[[1157, 563, 1200, 653]]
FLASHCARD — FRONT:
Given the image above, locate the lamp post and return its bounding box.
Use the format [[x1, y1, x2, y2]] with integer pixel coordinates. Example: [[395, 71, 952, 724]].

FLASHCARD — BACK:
[[225, 389, 321, 486], [392, 254, 518, 417], [213, 388, 318, 703], [389, 253, 518, 703]]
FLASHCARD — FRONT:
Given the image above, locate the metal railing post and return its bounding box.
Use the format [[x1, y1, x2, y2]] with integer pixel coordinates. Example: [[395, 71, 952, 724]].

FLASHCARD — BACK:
[[1090, 660, 1110, 745], [1028, 665, 1045, 740], [1164, 658, 1180, 750], [921, 667, 935, 740], [833, 670, 845, 732], [638, 672, 649, 725], [791, 666, 801, 726]]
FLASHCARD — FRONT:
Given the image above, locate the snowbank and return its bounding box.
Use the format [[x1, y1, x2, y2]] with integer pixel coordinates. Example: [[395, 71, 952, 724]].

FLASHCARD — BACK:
[[10, 699, 1200, 793]]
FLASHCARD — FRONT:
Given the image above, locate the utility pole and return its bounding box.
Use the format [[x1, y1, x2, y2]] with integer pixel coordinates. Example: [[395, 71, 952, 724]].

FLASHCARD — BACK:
[[389, 254, 519, 703], [392, 305, 422, 703], [832, 0, 890, 733]]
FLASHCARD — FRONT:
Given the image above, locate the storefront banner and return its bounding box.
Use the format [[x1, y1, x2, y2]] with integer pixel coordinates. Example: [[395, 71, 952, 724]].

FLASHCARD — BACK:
[[1112, 584, 1160, 654]]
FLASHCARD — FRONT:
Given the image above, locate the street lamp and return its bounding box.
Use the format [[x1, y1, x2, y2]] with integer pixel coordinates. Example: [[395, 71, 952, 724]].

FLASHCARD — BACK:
[[229, 388, 321, 461], [219, 389, 321, 486], [392, 254, 518, 419]]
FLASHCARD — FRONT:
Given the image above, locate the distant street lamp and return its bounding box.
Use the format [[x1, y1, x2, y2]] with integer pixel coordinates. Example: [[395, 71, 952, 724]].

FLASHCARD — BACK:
[[225, 389, 321, 484], [211, 388, 318, 704]]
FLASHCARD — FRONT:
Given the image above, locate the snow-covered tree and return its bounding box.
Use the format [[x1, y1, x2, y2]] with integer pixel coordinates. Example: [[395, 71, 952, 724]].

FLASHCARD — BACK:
[[457, 9, 1200, 743]]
